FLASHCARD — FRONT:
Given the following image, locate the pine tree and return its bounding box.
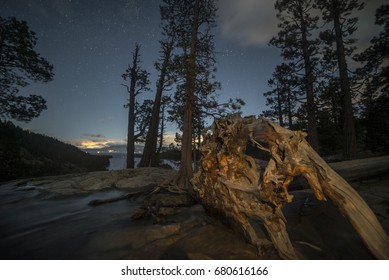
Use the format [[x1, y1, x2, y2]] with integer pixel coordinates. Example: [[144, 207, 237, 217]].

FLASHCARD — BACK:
[[156, 95, 170, 157], [138, 39, 174, 167], [139, 0, 181, 167], [316, 75, 344, 154], [138, 0, 178, 167], [156, 0, 218, 190], [121, 44, 150, 168], [0, 17, 54, 122], [355, 4, 388, 97], [270, 0, 320, 152], [354, 4, 389, 152], [134, 99, 154, 144], [316, 0, 365, 159], [176, 0, 201, 190], [262, 63, 299, 128]]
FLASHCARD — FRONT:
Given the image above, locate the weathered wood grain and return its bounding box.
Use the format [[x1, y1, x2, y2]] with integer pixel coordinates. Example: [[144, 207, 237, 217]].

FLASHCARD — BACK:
[[192, 115, 389, 259]]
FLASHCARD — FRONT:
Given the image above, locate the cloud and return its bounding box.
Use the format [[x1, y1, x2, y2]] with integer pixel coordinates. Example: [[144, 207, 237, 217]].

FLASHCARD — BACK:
[[72, 138, 126, 150], [218, 0, 278, 46], [163, 131, 177, 146], [84, 133, 106, 138], [71, 131, 177, 153], [218, 0, 382, 48], [354, 0, 383, 48]]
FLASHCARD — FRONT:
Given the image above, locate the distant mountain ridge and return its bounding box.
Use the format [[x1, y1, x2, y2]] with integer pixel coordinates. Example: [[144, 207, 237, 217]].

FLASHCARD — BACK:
[[0, 121, 110, 181]]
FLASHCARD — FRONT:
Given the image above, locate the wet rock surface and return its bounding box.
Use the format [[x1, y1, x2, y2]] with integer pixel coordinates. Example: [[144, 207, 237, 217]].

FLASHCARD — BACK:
[[7, 167, 176, 197], [0, 167, 388, 259]]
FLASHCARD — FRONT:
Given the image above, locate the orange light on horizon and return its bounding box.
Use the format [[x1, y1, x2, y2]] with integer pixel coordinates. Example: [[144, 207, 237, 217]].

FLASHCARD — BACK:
[[75, 139, 125, 150]]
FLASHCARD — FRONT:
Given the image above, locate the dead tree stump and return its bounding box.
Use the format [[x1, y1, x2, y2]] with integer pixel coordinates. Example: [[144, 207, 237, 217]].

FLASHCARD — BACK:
[[192, 115, 389, 259]]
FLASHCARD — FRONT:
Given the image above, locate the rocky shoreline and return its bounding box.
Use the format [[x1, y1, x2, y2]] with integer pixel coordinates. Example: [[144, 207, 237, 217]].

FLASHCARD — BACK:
[[1, 162, 388, 259]]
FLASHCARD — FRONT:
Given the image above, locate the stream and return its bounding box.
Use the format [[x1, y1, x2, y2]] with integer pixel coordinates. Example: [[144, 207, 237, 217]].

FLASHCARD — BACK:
[[1, 174, 384, 259], [0, 180, 262, 260], [0, 184, 140, 259]]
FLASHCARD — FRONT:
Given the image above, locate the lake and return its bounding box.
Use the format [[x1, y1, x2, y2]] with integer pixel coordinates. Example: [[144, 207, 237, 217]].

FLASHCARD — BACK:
[[108, 153, 179, 170]]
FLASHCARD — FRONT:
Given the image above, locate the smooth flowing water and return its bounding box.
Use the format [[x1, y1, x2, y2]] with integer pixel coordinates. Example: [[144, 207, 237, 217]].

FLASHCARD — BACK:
[[0, 183, 141, 259], [0, 175, 380, 259]]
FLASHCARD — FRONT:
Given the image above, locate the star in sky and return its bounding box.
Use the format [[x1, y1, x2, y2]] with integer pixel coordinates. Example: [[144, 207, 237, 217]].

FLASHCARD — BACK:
[[1, 0, 382, 151]]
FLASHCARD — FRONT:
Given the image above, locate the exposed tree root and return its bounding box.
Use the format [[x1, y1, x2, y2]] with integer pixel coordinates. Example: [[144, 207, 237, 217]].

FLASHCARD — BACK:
[[192, 115, 389, 259]]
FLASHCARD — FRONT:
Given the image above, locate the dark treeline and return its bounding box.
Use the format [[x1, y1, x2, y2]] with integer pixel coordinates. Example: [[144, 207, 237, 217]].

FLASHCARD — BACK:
[[0, 121, 110, 181], [1, 2, 387, 187], [263, 0, 389, 158], [0, 17, 109, 181]]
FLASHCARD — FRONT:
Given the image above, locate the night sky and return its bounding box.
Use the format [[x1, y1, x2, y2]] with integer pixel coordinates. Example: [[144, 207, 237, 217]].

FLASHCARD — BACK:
[[1, 0, 383, 152]]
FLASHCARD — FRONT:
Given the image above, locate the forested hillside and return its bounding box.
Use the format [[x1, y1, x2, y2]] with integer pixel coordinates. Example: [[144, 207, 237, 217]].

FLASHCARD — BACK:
[[0, 121, 110, 181]]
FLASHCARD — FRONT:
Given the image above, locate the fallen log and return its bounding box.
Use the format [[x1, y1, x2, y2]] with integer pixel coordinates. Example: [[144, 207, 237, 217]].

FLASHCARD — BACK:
[[284, 155, 389, 191], [192, 115, 389, 259], [328, 156, 389, 182]]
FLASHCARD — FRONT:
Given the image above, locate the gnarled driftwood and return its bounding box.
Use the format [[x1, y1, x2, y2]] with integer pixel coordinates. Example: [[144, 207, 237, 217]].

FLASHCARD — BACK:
[[192, 115, 389, 259]]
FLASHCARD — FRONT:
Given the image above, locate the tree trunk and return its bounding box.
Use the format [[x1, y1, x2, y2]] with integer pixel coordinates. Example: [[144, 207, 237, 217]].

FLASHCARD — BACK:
[[126, 70, 137, 169], [125, 45, 141, 169], [297, 1, 320, 153], [156, 101, 166, 157], [276, 85, 284, 127], [139, 40, 174, 167], [333, 8, 357, 160], [287, 91, 293, 129], [196, 122, 202, 172], [176, 0, 200, 191], [192, 115, 389, 259], [193, 138, 197, 173]]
